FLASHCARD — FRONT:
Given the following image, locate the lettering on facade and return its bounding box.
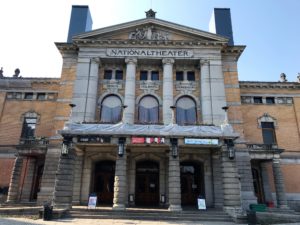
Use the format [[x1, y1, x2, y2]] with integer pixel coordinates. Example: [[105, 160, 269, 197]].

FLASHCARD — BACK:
[[140, 81, 160, 91], [103, 80, 122, 92], [175, 81, 196, 91], [78, 136, 111, 143], [129, 26, 169, 41], [184, 138, 219, 145], [107, 48, 193, 58]]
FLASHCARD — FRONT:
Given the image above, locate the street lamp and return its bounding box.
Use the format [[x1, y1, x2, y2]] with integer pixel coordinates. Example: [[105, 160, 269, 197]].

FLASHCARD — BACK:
[[170, 138, 178, 158], [225, 139, 235, 160], [118, 137, 126, 157]]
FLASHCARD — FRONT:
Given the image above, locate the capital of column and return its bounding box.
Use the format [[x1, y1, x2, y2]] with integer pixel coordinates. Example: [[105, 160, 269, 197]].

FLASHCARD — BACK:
[[91, 57, 101, 64], [200, 59, 209, 66], [125, 57, 137, 65], [162, 58, 175, 65]]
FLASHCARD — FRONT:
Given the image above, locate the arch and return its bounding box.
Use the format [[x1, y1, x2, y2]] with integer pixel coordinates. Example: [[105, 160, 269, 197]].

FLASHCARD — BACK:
[[136, 93, 162, 106], [100, 94, 122, 123], [138, 95, 159, 124], [175, 96, 197, 125], [98, 92, 124, 106]]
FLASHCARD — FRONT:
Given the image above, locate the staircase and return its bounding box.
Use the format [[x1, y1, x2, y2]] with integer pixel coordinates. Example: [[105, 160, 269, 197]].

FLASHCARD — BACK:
[[68, 206, 233, 222]]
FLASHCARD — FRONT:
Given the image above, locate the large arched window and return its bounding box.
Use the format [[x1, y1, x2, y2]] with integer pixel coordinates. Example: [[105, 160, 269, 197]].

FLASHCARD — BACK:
[[138, 95, 159, 124], [100, 95, 122, 123], [176, 96, 197, 125]]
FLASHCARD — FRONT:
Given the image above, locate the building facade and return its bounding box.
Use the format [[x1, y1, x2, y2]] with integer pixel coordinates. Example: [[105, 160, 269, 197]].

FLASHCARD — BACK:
[[0, 6, 299, 217]]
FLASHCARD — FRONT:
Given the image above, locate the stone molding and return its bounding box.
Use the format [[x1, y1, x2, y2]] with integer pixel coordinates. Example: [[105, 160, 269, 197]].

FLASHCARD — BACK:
[[125, 57, 137, 65], [162, 58, 174, 65]]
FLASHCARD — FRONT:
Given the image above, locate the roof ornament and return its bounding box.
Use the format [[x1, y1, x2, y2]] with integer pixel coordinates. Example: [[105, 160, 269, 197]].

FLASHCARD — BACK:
[[297, 73, 300, 83], [13, 68, 21, 78], [0, 67, 3, 78], [280, 73, 287, 82], [145, 9, 156, 18]]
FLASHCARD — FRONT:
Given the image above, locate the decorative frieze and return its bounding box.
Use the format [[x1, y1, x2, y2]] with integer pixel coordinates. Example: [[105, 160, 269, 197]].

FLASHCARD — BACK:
[[175, 81, 196, 92], [139, 80, 160, 91], [128, 26, 170, 41]]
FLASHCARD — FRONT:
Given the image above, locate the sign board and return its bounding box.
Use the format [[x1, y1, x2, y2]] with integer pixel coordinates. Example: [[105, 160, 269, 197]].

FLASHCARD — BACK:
[[132, 137, 165, 144], [87, 195, 97, 209], [184, 138, 219, 145], [197, 198, 206, 210]]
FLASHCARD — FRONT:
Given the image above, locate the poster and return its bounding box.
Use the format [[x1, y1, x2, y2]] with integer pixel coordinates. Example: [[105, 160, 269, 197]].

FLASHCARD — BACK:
[[88, 195, 97, 209], [197, 198, 206, 210]]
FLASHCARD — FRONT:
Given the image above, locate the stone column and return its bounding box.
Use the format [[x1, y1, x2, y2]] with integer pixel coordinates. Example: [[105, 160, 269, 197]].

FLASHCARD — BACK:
[[162, 58, 175, 125], [72, 154, 84, 205], [168, 151, 182, 211], [200, 59, 213, 124], [261, 162, 273, 204], [220, 146, 242, 215], [72, 57, 100, 122], [113, 148, 127, 210], [123, 58, 137, 124], [52, 148, 76, 209], [272, 158, 288, 208], [212, 153, 224, 208], [7, 156, 23, 203]]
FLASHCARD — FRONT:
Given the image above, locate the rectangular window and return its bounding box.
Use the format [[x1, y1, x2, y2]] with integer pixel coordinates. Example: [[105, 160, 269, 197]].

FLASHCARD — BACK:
[[151, 71, 159, 80], [37, 93, 46, 100], [261, 122, 276, 145], [104, 70, 112, 80], [266, 97, 275, 104], [24, 93, 33, 100], [115, 70, 123, 80], [187, 71, 195, 81], [21, 117, 37, 139], [140, 71, 148, 80], [176, 71, 184, 81], [253, 97, 262, 104]]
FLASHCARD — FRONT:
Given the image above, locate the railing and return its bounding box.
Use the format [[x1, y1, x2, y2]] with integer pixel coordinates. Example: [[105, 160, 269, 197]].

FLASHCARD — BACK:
[[19, 137, 49, 146], [246, 143, 278, 150]]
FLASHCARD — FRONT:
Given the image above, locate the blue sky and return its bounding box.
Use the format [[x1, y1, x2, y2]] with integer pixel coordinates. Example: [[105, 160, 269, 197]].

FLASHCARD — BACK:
[[0, 0, 299, 81]]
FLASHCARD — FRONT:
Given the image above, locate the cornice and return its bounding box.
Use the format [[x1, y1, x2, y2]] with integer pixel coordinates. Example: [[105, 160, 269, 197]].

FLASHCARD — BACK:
[[72, 38, 227, 49], [221, 45, 246, 60], [240, 81, 300, 90]]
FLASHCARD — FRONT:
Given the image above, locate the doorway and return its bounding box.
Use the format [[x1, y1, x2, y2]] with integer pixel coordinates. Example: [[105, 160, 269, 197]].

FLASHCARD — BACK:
[[180, 161, 205, 205], [135, 161, 159, 206], [93, 161, 115, 205]]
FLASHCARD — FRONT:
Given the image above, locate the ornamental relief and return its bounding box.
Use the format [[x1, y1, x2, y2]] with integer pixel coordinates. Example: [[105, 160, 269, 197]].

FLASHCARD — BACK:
[[102, 80, 123, 93], [129, 26, 170, 41]]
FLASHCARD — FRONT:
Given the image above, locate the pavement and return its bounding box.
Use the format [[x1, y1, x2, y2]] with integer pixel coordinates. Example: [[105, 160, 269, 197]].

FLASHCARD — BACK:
[[0, 217, 243, 225]]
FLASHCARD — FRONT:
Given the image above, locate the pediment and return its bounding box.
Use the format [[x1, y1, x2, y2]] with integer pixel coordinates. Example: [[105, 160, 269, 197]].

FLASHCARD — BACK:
[[73, 18, 228, 43]]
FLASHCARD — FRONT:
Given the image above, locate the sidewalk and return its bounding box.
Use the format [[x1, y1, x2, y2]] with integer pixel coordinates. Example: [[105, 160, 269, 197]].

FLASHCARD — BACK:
[[0, 217, 245, 225]]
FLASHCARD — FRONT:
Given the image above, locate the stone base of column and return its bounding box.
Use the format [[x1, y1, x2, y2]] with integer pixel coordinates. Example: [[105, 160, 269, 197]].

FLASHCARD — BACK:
[[168, 204, 182, 212], [112, 203, 126, 211], [223, 206, 246, 223]]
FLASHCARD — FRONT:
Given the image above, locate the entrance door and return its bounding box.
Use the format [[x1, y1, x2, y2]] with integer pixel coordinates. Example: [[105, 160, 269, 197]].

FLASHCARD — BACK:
[[180, 161, 204, 205], [252, 167, 265, 203], [135, 161, 159, 206], [93, 161, 115, 205]]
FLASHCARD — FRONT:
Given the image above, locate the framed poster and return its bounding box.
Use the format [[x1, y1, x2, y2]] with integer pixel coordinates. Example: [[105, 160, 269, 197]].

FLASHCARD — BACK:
[[88, 195, 97, 209], [197, 198, 206, 210]]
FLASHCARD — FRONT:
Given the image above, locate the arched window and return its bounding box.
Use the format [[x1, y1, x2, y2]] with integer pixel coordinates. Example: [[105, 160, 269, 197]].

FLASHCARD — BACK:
[[138, 95, 159, 124], [176, 96, 197, 125], [21, 112, 39, 139], [100, 95, 122, 123]]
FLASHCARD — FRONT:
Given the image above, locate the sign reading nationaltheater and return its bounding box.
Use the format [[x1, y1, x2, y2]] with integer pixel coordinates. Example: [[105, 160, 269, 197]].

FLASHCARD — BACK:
[[184, 138, 219, 145], [107, 48, 193, 58]]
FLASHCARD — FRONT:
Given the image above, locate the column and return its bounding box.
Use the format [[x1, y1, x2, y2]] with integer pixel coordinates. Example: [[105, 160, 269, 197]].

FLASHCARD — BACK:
[[123, 58, 137, 124], [162, 58, 175, 125], [72, 153, 84, 205], [113, 149, 127, 210], [7, 156, 23, 203], [272, 158, 288, 208], [261, 162, 273, 204], [200, 59, 213, 124], [71, 57, 100, 122], [52, 148, 76, 209], [168, 151, 182, 211], [220, 146, 241, 208]]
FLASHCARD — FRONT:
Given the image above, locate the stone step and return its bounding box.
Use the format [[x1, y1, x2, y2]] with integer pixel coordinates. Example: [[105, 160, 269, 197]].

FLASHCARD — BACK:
[[68, 209, 233, 222]]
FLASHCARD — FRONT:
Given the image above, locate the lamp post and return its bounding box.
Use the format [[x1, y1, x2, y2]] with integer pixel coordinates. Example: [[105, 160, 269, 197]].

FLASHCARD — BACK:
[[225, 139, 235, 160], [222, 106, 229, 124], [170, 106, 176, 124], [121, 105, 127, 123], [118, 137, 126, 157], [69, 103, 76, 122], [170, 138, 178, 158]]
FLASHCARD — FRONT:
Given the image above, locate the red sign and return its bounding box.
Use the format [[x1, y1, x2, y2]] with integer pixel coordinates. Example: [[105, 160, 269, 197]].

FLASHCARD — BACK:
[[131, 137, 165, 144]]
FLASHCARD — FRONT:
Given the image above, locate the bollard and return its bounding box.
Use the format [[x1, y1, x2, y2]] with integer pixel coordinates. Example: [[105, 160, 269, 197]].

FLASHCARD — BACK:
[[43, 203, 53, 221]]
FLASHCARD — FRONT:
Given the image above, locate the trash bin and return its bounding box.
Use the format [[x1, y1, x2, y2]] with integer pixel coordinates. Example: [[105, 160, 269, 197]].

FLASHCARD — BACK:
[[247, 210, 257, 225], [43, 203, 53, 221]]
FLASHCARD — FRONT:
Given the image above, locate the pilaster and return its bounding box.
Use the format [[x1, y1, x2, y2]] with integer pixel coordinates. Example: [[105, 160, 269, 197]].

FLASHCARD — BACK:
[[168, 151, 182, 211], [272, 158, 289, 209], [123, 58, 137, 124], [7, 156, 23, 203], [52, 148, 76, 209], [162, 58, 175, 125], [112, 149, 127, 210]]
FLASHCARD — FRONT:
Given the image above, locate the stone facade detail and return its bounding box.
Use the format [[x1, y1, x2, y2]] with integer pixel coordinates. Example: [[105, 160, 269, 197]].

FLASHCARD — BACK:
[[168, 152, 182, 211]]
